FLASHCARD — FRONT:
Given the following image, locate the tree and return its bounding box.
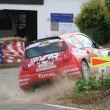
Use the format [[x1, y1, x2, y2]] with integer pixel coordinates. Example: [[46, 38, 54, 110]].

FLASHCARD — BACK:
[[74, 0, 110, 44], [105, 0, 110, 11]]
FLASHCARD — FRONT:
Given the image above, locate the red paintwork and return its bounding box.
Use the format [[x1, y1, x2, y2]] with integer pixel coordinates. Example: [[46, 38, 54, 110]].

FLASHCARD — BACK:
[[85, 48, 97, 61], [18, 32, 88, 90]]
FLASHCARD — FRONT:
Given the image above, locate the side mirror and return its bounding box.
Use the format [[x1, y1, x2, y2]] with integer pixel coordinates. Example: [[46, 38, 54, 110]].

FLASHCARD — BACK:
[[87, 50, 90, 54], [95, 43, 100, 48]]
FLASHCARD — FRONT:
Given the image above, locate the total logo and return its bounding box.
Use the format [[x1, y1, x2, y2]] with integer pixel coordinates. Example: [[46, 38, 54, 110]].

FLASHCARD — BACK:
[[38, 72, 56, 78]]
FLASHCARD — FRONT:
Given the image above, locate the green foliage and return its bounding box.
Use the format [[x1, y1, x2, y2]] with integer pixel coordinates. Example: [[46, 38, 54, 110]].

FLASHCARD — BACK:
[[65, 91, 71, 101], [74, 77, 100, 94], [74, 0, 110, 44], [105, 0, 110, 12], [65, 74, 110, 103], [103, 74, 110, 89], [98, 74, 110, 90], [83, 28, 104, 44], [72, 74, 110, 95]]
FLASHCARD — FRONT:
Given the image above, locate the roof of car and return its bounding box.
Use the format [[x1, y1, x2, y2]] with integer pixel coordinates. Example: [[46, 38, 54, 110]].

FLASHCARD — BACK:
[[25, 32, 84, 48], [25, 36, 62, 48], [59, 32, 82, 39]]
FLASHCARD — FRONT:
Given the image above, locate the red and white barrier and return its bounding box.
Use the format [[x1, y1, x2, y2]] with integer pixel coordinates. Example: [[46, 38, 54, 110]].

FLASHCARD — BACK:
[[2, 42, 25, 63]]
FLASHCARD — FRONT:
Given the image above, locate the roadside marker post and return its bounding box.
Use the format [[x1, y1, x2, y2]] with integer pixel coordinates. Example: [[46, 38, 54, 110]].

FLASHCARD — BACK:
[[91, 57, 110, 91]]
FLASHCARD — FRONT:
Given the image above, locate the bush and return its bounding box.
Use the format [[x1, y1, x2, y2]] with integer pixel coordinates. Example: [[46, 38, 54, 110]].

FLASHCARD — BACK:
[[65, 74, 110, 104], [74, 0, 110, 44], [83, 28, 104, 44], [105, 0, 110, 12], [74, 77, 101, 94], [72, 74, 110, 95]]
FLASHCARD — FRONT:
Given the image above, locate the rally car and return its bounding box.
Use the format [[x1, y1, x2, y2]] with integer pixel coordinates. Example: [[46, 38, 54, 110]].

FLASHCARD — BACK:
[[19, 33, 91, 92]]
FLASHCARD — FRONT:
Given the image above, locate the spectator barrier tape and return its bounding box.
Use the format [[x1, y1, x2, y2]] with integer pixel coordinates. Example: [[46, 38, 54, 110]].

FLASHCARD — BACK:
[[0, 43, 3, 64], [2, 42, 25, 63]]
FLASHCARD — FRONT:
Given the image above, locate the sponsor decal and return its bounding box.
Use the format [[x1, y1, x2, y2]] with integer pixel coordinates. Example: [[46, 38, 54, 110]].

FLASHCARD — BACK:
[[45, 42, 50, 46], [36, 65, 57, 72], [38, 62, 53, 68], [19, 78, 30, 83], [71, 48, 87, 57], [73, 35, 81, 44], [69, 71, 80, 76], [19, 82, 28, 86], [63, 68, 79, 75], [93, 49, 108, 57], [58, 41, 63, 47], [38, 72, 56, 78], [28, 53, 59, 67], [93, 49, 102, 56]]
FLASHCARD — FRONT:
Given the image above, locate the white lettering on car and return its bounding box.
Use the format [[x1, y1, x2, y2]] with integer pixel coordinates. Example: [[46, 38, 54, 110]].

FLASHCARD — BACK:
[[69, 71, 80, 76], [36, 65, 57, 72], [28, 53, 59, 67], [93, 49, 108, 57], [71, 48, 87, 57], [63, 68, 79, 75], [38, 73, 56, 78]]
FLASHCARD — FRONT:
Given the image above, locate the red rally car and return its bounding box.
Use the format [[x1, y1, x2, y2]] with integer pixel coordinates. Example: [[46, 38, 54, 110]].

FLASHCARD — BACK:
[[19, 33, 91, 92]]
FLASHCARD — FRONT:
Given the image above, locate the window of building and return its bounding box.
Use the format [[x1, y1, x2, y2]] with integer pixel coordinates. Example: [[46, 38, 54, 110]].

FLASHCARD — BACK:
[[0, 18, 12, 30]]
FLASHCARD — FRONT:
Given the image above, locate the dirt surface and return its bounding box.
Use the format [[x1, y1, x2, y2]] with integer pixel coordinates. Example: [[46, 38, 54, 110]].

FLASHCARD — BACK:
[[0, 67, 110, 110], [0, 43, 110, 110]]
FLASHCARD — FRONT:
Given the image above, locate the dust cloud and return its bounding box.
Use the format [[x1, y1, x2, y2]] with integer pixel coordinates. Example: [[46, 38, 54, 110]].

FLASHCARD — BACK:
[[0, 77, 76, 104], [0, 67, 110, 104], [0, 84, 11, 100]]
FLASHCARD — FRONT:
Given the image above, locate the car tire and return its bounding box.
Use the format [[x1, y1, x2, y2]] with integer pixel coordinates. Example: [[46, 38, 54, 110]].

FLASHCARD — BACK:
[[23, 87, 35, 93], [82, 60, 90, 80]]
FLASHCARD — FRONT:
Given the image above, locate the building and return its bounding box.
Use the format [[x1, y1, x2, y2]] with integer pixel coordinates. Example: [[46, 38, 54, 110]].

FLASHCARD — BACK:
[[0, 0, 87, 41]]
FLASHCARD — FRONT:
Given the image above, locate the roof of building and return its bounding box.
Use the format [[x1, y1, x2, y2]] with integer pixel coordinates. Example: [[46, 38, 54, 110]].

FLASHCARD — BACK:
[[0, 0, 44, 5]]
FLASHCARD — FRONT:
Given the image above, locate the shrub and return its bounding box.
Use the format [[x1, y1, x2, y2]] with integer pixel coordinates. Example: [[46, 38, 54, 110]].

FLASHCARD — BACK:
[[83, 28, 104, 44], [105, 0, 110, 12], [72, 74, 110, 94], [74, 0, 110, 44], [65, 74, 110, 104], [74, 77, 100, 94]]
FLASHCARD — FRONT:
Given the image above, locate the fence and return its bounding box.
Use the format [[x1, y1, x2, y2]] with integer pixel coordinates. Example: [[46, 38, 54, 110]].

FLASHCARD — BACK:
[[0, 43, 3, 64], [0, 41, 25, 64]]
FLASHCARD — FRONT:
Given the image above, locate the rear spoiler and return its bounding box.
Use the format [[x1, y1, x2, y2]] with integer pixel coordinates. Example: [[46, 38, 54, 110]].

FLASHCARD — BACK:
[[25, 36, 61, 48]]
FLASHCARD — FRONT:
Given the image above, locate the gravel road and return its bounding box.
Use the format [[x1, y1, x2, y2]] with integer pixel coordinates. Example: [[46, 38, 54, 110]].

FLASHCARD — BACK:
[[0, 66, 110, 105]]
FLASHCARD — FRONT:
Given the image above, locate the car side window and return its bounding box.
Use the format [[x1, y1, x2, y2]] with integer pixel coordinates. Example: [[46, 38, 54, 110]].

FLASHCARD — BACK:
[[67, 35, 84, 49], [76, 34, 96, 48]]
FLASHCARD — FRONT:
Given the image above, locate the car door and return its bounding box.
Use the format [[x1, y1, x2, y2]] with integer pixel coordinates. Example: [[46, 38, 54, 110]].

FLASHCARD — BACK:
[[67, 35, 87, 58], [76, 34, 104, 61]]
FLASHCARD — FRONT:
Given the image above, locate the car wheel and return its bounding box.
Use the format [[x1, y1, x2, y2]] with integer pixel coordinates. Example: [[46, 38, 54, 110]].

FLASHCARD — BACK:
[[82, 60, 90, 80], [23, 87, 35, 93], [108, 52, 110, 56]]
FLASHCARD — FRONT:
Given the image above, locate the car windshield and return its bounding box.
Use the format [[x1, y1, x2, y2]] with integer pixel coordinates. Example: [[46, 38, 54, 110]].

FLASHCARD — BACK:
[[25, 40, 68, 59]]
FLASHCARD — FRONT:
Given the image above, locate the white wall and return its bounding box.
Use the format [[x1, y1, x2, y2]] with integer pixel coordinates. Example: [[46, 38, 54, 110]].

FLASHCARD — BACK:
[[0, 0, 87, 39]]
